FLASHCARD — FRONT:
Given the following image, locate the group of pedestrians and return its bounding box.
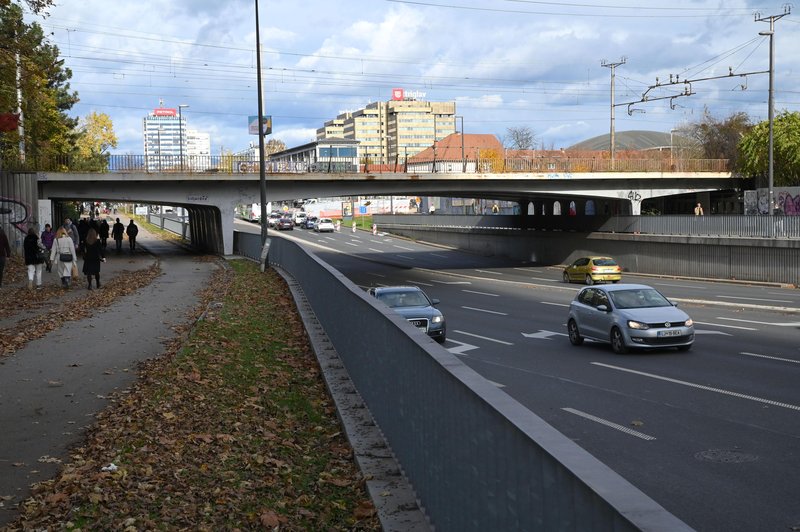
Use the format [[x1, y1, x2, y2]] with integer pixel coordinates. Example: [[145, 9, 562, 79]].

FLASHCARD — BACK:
[[1, 216, 140, 291]]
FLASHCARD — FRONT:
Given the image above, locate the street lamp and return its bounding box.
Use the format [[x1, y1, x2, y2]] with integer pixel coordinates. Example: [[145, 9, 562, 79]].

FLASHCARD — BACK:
[[669, 128, 678, 170], [178, 104, 189, 171], [157, 126, 163, 172], [255, 0, 268, 246], [456, 115, 465, 172]]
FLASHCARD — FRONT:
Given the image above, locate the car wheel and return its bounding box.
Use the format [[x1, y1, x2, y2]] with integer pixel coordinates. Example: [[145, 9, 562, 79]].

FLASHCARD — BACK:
[[677, 344, 692, 352], [610, 327, 628, 354], [562, 272, 570, 283], [584, 274, 594, 285], [567, 319, 583, 346], [435, 336, 446, 344]]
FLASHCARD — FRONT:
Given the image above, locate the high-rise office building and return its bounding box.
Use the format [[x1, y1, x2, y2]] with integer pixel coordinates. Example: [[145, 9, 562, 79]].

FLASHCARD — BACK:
[[317, 88, 456, 165], [143, 104, 208, 171]]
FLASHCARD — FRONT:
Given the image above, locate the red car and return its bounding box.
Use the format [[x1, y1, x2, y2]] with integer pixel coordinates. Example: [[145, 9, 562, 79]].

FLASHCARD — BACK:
[[275, 218, 294, 230]]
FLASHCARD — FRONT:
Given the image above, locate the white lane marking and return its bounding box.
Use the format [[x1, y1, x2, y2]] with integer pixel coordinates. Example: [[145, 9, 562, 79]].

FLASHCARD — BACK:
[[393, 244, 415, 251], [430, 253, 449, 259], [527, 277, 558, 282], [541, 301, 569, 308], [462, 289, 500, 297], [345, 242, 359, 247], [487, 380, 507, 388], [652, 282, 707, 289], [475, 269, 503, 275], [367, 248, 385, 253], [740, 352, 800, 365], [366, 272, 386, 278], [461, 306, 508, 316], [432, 280, 471, 285], [522, 330, 568, 339], [694, 330, 732, 336], [406, 280, 434, 286], [717, 317, 800, 327], [562, 408, 657, 441], [768, 291, 797, 296], [592, 362, 800, 412], [396, 255, 414, 260], [446, 339, 480, 355], [453, 330, 514, 345], [693, 320, 757, 331], [716, 295, 793, 303]]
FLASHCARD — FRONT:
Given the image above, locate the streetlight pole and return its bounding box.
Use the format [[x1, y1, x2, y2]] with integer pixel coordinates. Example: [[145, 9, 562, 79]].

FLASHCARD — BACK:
[[757, 7, 789, 217], [255, 0, 268, 245], [157, 126, 163, 172], [456, 115, 465, 172], [178, 104, 189, 171]]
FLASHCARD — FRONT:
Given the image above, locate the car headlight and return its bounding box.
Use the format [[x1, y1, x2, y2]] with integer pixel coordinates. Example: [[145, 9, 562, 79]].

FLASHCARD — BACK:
[[431, 315, 443, 324], [684, 318, 693, 327], [627, 320, 649, 330]]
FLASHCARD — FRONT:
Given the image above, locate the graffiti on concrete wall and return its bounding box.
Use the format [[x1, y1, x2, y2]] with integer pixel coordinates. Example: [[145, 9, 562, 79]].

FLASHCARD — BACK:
[[0, 196, 33, 235], [744, 188, 800, 215]]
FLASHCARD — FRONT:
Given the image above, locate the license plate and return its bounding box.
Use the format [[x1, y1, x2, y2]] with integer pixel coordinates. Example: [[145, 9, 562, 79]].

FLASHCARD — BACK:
[[657, 330, 682, 337]]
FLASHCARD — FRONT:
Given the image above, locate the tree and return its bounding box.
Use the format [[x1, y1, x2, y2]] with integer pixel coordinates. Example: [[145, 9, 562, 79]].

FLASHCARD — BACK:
[[0, 0, 54, 15], [738, 110, 800, 187], [683, 109, 752, 168], [73, 112, 117, 171], [503, 126, 537, 150], [0, 3, 78, 167], [265, 138, 286, 156]]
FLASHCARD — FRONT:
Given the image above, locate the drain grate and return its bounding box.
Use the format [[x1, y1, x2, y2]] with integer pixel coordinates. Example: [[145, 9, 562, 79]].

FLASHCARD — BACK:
[[694, 449, 759, 464]]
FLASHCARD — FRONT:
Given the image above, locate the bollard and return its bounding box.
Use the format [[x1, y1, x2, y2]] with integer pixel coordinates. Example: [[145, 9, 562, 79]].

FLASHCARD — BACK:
[[372, 223, 377, 235], [352, 221, 357, 233]]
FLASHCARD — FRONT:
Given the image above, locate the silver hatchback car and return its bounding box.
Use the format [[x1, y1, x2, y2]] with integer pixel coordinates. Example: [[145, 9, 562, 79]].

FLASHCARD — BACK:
[[567, 283, 694, 353]]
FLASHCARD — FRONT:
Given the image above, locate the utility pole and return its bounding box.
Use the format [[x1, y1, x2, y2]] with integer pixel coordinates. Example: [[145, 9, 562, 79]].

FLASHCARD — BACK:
[[255, 0, 268, 245], [756, 6, 790, 217], [601, 57, 626, 170]]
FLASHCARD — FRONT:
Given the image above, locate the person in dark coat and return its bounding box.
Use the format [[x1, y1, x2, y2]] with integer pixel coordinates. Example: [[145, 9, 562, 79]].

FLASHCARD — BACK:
[[99, 219, 110, 249], [111, 218, 125, 253], [40, 223, 55, 272], [0, 226, 11, 287], [77, 218, 89, 254], [126, 220, 139, 252], [23, 227, 46, 290], [82, 228, 105, 290]]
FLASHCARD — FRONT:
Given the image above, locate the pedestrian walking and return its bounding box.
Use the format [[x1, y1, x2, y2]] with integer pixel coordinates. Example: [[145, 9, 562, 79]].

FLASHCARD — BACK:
[[23, 227, 46, 290], [126, 220, 139, 252], [40, 223, 55, 272], [0, 226, 11, 288], [111, 218, 125, 252], [63, 218, 79, 250], [50, 227, 78, 288], [693, 203, 704, 216], [99, 219, 110, 249], [82, 228, 105, 290], [77, 218, 89, 254]]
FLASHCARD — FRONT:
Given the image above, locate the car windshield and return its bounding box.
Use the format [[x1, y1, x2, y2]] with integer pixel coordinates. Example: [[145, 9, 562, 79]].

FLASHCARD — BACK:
[[377, 291, 429, 308], [610, 289, 671, 309], [593, 258, 617, 266]]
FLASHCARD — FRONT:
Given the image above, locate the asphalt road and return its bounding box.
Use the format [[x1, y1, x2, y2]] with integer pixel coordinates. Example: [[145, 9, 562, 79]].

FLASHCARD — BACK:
[[255, 220, 800, 532]]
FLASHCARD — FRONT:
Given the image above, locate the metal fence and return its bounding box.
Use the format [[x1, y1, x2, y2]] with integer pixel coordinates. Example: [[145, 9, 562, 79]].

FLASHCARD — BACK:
[[232, 232, 691, 531], [2, 153, 730, 175]]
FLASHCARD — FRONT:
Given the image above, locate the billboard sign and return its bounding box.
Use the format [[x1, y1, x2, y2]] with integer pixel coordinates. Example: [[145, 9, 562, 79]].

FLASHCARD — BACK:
[[248, 115, 272, 136], [153, 108, 177, 116]]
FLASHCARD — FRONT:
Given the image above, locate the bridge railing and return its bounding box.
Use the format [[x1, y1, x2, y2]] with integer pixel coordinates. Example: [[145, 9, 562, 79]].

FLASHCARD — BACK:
[[3, 153, 731, 174]]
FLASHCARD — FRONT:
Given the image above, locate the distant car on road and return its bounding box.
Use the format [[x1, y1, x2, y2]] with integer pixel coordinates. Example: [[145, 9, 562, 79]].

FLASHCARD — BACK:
[[303, 216, 318, 229], [267, 213, 282, 228], [275, 218, 294, 230], [567, 283, 694, 354], [314, 218, 335, 232], [368, 285, 446, 343], [293, 212, 307, 225], [563, 256, 622, 285]]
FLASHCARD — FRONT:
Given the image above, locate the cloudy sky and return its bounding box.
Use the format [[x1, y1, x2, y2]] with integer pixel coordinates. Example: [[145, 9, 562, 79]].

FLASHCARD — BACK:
[[24, 0, 800, 154]]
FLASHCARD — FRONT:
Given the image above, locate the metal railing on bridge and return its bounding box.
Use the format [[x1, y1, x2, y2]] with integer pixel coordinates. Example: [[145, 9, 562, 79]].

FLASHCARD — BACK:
[[3, 154, 730, 175]]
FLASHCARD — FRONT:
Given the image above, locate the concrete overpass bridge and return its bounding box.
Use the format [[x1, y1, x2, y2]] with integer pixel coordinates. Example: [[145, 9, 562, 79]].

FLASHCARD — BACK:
[[5, 155, 737, 254]]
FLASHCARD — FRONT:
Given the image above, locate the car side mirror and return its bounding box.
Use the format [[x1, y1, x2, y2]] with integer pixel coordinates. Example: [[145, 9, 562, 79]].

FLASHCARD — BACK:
[[596, 304, 609, 312], [431, 298, 440, 306]]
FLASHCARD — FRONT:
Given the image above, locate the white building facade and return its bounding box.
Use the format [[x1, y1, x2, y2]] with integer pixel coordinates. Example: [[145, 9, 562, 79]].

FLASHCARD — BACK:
[[143, 106, 209, 172]]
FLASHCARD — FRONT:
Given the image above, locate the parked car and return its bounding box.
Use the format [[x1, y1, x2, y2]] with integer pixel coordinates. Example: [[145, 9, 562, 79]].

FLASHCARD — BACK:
[[314, 218, 335, 232], [368, 286, 446, 343], [275, 217, 294, 230], [563, 256, 622, 285], [303, 216, 318, 229], [567, 283, 694, 354]]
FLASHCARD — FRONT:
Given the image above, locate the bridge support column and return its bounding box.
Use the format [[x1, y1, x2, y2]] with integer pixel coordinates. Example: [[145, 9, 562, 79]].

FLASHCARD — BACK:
[[220, 205, 235, 255]]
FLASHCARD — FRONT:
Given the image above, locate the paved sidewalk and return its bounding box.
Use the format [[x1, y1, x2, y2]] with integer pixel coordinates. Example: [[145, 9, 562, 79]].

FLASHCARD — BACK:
[[0, 218, 217, 527]]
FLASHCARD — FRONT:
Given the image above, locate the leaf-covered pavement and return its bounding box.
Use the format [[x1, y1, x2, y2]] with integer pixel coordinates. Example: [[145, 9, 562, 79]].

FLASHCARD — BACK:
[[2, 258, 379, 530]]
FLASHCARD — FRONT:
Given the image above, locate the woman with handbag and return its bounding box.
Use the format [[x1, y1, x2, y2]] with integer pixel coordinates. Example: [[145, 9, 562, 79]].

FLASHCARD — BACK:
[[82, 228, 105, 290], [50, 227, 77, 289], [23, 227, 46, 290]]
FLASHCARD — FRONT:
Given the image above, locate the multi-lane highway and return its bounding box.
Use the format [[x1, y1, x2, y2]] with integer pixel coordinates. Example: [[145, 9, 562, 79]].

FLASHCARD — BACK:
[[241, 220, 800, 532]]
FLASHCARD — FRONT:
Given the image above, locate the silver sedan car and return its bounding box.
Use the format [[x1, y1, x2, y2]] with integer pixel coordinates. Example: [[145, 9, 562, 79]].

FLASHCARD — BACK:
[[368, 286, 446, 343], [567, 283, 694, 353]]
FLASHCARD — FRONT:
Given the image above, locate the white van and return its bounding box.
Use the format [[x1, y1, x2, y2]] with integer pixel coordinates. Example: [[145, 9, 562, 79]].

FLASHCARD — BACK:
[[293, 211, 307, 225]]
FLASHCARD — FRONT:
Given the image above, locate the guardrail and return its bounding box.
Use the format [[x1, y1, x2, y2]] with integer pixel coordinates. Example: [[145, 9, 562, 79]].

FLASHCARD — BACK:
[[233, 232, 691, 531], [4, 153, 730, 174]]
